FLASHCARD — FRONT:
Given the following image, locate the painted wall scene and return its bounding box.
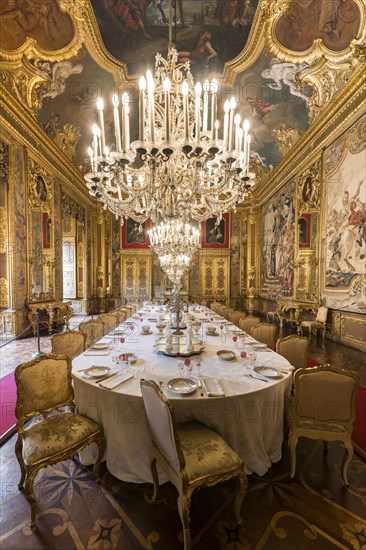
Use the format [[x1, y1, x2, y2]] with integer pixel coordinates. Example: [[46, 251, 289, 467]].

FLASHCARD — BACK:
[[274, 0, 362, 53], [322, 114, 366, 312], [91, 0, 260, 76], [261, 178, 296, 296]]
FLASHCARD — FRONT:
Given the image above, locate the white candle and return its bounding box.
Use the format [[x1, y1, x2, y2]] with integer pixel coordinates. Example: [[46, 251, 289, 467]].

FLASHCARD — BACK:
[[243, 119, 249, 166], [234, 113, 241, 152], [112, 94, 122, 153], [210, 78, 217, 136], [238, 128, 243, 160], [182, 80, 189, 141], [125, 102, 130, 151], [139, 76, 146, 142], [164, 78, 171, 142], [214, 120, 219, 144], [195, 82, 202, 143], [92, 124, 99, 157], [223, 100, 230, 152], [96, 97, 106, 156], [203, 80, 209, 132], [228, 96, 236, 152], [88, 146, 94, 172], [247, 134, 251, 166], [147, 72, 155, 143]]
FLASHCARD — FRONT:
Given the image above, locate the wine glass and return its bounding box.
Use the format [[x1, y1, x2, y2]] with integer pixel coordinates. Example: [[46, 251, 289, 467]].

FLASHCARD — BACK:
[[193, 320, 201, 337], [184, 358, 192, 377], [232, 335, 238, 348]]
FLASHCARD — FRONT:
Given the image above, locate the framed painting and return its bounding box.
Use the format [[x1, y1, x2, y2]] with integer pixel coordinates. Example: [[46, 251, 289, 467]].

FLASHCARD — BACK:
[[299, 213, 311, 249], [201, 213, 229, 248], [42, 212, 51, 249], [122, 218, 150, 249]]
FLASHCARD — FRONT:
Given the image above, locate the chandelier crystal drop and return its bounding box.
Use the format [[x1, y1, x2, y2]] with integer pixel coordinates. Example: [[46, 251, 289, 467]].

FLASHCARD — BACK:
[[85, 47, 255, 224]]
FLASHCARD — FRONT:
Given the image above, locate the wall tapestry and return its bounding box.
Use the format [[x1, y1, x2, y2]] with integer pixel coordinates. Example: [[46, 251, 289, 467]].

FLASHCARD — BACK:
[[260, 178, 296, 296], [322, 114, 366, 312]]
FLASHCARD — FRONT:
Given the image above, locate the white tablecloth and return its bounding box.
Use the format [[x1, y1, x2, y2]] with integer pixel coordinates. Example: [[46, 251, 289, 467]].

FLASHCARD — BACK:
[[72, 306, 292, 483]]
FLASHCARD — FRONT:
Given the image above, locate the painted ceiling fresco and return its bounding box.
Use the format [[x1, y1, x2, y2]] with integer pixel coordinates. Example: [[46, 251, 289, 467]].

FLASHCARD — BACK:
[[91, 0, 259, 77]]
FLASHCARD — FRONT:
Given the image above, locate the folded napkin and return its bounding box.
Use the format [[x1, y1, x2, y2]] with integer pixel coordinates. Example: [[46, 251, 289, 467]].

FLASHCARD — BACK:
[[84, 351, 111, 356], [99, 372, 134, 389], [201, 378, 225, 397]]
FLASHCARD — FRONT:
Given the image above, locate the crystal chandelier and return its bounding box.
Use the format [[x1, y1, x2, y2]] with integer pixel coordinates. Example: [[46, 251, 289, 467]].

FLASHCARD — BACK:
[[85, 47, 255, 224], [148, 219, 200, 285]]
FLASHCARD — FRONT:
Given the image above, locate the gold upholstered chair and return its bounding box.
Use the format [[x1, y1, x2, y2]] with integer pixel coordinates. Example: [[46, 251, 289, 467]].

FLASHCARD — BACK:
[[121, 305, 133, 318], [15, 355, 105, 531], [115, 309, 127, 324], [210, 302, 222, 313], [289, 365, 359, 486], [99, 312, 119, 335], [300, 305, 328, 340], [140, 379, 247, 550], [229, 310, 246, 326], [79, 319, 104, 348], [51, 329, 86, 360], [221, 307, 235, 320], [276, 334, 309, 371], [239, 315, 260, 335], [251, 323, 276, 349]]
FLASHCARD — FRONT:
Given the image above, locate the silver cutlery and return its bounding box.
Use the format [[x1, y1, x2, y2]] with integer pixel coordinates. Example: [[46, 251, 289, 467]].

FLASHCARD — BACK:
[[97, 371, 119, 384], [245, 373, 269, 382], [197, 379, 204, 397]]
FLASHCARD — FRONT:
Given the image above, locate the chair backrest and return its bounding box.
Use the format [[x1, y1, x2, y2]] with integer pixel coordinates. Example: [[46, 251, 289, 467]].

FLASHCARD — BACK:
[[276, 335, 309, 370], [140, 379, 184, 474], [99, 312, 119, 334], [316, 306, 328, 324], [79, 319, 104, 348], [239, 316, 260, 334], [221, 307, 235, 320], [210, 302, 221, 313], [121, 305, 133, 318], [15, 354, 73, 428], [229, 311, 246, 325], [51, 330, 86, 360], [251, 323, 276, 348], [216, 304, 229, 315], [292, 365, 359, 426], [115, 309, 127, 324]]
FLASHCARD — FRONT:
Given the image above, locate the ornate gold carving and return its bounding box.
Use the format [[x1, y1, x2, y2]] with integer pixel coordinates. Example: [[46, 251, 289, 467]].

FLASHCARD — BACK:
[[96, 266, 104, 278], [272, 124, 302, 159], [61, 191, 86, 226], [77, 242, 84, 268], [54, 124, 81, 160], [297, 158, 321, 214], [27, 159, 52, 209], [0, 278, 9, 308], [0, 207, 7, 254], [62, 213, 72, 233], [77, 281, 84, 296], [94, 206, 104, 225]]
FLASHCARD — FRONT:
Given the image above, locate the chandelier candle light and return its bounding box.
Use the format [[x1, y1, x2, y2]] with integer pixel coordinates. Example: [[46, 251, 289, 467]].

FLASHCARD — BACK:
[[85, 47, 255, 224]]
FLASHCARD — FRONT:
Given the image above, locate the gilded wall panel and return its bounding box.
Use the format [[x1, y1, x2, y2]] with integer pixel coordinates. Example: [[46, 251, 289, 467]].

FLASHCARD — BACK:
[[54, 180, 62, 300], [11, 145, 27, 309], [230, 212, 241, 300]]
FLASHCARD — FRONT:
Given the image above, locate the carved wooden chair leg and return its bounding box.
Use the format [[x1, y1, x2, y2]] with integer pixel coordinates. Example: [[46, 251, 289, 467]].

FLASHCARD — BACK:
[[177, 491, 192, 550], [15, 436, 26, 490], [289, 433, 298, 478], [150, 457, 159, 502], [24, 467, 39, 532], [342, 440, 354, 487], [93, 436, 106, 482], [235, 473, 247, 524]]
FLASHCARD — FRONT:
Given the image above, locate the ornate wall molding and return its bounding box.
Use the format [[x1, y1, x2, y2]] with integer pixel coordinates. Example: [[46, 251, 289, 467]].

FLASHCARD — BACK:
[[61, 191, 85, 227]]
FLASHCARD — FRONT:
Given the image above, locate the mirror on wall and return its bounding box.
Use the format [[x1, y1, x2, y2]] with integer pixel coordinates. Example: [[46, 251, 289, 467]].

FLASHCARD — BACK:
[[26, 166, 55, 303]]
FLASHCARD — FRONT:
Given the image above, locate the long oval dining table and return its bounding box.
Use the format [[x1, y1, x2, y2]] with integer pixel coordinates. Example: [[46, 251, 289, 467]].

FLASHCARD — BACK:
[[72, 306, 292, 484]]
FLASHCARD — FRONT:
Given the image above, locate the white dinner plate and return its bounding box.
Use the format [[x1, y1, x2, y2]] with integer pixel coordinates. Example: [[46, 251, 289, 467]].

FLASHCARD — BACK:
[[253, 366, 281, 378], [83, 366, 111, 378], [90, 343, 109, 350], [217, 350, 236, 361], [248, 342, 268, 349], [167, 378, 198, 395]]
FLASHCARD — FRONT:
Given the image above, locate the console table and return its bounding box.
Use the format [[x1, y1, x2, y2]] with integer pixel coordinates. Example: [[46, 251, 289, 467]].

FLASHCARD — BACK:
[[276, 299, 318, 332], [26, 301, 73, 334]]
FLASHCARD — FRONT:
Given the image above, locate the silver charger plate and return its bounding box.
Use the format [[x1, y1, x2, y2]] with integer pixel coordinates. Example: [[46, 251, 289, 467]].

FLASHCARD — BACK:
[[217, 350, 236, 361], [119, 353, 138, 364], [167, 378, 197, 395], [254, 366, 281, 378], [83, 366, 111, 378]]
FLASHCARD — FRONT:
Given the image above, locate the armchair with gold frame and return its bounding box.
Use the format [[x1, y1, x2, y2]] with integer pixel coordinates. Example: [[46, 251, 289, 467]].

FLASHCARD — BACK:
[[289, 364, 359, 486], [15, 355, 105, 530], [51, 329, 86, 360], [140, 379, 247, 550], [300, 305, 328, 340]]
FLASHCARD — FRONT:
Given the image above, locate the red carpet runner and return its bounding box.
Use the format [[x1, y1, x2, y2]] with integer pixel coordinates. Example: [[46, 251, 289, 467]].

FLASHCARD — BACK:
[[0, 373, 17, 440]]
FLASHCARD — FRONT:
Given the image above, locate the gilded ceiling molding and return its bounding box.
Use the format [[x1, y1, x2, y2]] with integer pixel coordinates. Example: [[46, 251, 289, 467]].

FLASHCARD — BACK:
[[272, 124, 303, 159], [0, 0, 85, 113], [255, 65, 365, 207], [0, 82, 95, 207], [265, 0, 366, 121]]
